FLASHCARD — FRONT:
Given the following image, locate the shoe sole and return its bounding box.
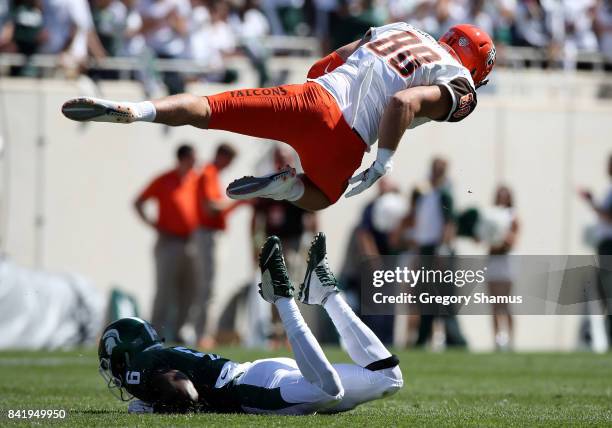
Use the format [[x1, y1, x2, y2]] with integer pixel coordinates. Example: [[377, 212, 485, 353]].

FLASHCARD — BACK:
[[62, 98, 133, 123], [227, 169, 294, 199]]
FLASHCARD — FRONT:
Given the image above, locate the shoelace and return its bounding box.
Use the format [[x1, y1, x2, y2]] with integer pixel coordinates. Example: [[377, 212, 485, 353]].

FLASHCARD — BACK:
[[314, 257, 337, 288]]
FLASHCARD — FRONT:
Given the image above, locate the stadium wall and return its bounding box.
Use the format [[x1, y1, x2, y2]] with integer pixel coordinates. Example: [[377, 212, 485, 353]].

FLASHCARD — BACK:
[[0, 61, 610, 351]]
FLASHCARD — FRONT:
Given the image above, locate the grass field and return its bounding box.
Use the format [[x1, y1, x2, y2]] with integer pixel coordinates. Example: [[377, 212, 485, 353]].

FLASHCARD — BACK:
[[0, 348, 611, 427]]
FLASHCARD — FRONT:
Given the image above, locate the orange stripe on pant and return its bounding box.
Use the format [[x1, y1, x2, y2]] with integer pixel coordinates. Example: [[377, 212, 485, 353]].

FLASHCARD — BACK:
[[206, 82, 366, 204]]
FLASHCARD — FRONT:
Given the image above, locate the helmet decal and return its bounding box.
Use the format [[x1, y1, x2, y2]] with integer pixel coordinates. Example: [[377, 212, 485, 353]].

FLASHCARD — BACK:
[[486, 47, 496, 67], [102, 329, 121, 356], [458, 37, 469, 47]]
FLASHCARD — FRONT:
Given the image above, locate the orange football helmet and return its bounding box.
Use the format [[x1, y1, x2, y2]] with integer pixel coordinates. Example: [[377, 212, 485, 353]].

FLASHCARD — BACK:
[[439, 24, 496, 87]]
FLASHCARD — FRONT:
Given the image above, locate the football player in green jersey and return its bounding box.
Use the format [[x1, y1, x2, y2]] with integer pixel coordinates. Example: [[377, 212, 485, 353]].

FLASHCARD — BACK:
[[98, 233, 403, 415]]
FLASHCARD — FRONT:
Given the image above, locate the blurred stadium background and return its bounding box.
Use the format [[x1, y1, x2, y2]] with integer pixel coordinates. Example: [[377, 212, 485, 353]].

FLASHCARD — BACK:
[[0, 0, 611, 352]]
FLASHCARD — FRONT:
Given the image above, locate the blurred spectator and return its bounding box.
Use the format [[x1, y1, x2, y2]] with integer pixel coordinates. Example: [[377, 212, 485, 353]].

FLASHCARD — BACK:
[[580, 153, 612, 344], [514, 0, 598, 68], [413, 158, 454, 255], [595, 0, 612, 67], [205, 0, 236, 56], [251, 146, 317, 279], [390, 0, 440, 36], [487, 185, 519, 351], [188, 0, 240, 83], [412, 157, 467, 348], [557, 0, 598, 69], [139, 0, 190, 94], [2, 0, 612, 81], [230, 0, 276, 86], [389, 188, 420, 346], [41, 0, 106, 74], [338, 177, 400, 345], [434, 0, 467, 35], [90, 0, 128, 79], [191, 143, 243, 349], [513, 0, 554, 49], [465, 0, 495, 36], [311, 0, 336, 52], [187, 0, 223, 71], [0, 0, 46, 76], [92, 0, 127, 57], [121, 0, 146, 58], [133, 144, 199, 342], [491, 0, 518, 45], [263, 0, 305, 36], [251, 145, 318, 345], [329, 0, 385, 50]]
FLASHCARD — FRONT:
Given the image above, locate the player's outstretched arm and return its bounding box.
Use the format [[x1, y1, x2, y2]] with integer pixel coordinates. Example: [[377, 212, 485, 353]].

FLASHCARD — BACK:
[[345, 85, 453, 198], [378, 85, 452, 152]]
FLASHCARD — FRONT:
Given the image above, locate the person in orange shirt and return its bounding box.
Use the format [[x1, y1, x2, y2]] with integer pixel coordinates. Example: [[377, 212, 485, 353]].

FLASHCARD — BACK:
[[192, 143, 243, 348], [134, 144, 199, 343]]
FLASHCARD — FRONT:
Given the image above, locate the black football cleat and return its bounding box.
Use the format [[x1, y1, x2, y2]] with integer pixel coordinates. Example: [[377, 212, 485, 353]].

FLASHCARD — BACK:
[[258, 236, 294, 302], [299, 232, 339, 305]]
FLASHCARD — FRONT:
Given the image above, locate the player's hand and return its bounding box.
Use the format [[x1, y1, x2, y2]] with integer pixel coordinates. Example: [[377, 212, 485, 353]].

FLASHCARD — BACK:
[[128, 400, 154, 414], [345, 160, 390, 198]]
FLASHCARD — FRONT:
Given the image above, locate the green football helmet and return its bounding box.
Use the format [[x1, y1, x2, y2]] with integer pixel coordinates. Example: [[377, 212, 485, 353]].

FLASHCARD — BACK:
[[98, 317, 162, 400]]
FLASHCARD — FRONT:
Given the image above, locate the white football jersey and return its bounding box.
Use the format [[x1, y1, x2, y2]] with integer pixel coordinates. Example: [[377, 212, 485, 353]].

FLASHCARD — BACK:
[[312, 22, 477, 147]]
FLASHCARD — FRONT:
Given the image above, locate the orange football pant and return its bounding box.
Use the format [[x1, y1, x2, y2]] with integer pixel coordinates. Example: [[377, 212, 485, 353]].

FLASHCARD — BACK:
[[206, 81, 366, 204]]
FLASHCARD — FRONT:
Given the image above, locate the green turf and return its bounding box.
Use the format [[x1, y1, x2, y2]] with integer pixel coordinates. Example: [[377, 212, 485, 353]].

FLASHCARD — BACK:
[[0, 348, 611, 427]]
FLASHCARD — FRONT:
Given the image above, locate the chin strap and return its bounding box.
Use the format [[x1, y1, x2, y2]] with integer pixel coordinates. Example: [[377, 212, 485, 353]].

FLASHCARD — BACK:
[[476, 78, 489, 89]]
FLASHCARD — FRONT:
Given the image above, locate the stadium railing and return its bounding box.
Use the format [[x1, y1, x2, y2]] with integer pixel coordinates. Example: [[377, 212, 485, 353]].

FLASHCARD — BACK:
[[0, 38, 610, 77]]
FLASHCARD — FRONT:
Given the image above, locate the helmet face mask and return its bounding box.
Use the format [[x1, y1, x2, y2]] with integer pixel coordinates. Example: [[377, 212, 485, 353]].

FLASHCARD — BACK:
[[99, 356, 133, 401], [97, 318, 162, 401], [439, 24, 496, 87]]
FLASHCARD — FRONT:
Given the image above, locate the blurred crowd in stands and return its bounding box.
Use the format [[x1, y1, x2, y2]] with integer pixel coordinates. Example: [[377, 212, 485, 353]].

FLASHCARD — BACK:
[[0, 0, 612, 83]]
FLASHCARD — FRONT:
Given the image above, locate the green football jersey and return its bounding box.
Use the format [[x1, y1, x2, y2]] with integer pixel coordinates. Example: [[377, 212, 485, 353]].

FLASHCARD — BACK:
[[124, 346, 239, 411]]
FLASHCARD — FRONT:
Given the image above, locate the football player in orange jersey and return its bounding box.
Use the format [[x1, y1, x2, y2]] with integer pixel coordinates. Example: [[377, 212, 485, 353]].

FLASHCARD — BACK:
[[63, 24, 495, 211]]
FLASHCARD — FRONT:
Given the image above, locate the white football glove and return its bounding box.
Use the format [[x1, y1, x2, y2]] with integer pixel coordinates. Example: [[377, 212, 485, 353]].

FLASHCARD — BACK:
[[345, 148, 394, 198], [128, 399, 154, 414]]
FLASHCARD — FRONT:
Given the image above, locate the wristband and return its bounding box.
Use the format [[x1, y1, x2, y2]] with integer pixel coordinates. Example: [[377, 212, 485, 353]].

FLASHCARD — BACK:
[[375, 148, 395, 172]]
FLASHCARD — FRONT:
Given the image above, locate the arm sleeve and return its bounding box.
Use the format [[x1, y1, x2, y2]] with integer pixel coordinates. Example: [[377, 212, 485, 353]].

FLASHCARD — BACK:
[[138, 177, 161, 201], [198, 171, 215, 201], [307, 51, 345, 79], [436, 77, 478, 123]]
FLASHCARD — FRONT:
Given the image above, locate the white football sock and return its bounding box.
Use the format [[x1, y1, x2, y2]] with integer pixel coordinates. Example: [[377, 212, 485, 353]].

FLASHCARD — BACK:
[[275, 297, 342, 397], [324, 293, 391, 367], [270, 176, 305, 202], [124, 101, 156, 122]]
